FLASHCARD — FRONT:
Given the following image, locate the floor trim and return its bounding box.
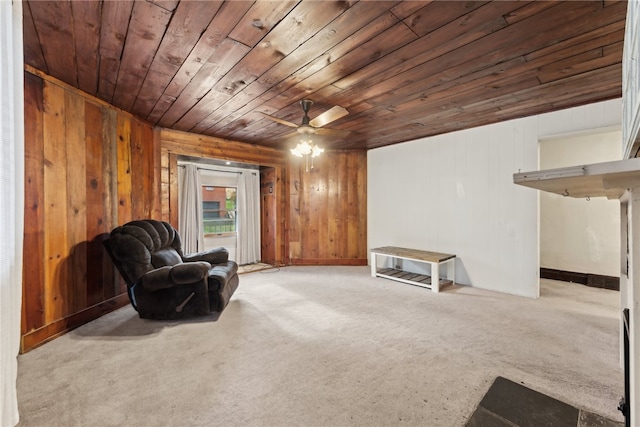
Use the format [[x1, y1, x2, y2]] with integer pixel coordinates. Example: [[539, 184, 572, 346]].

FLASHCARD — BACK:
[[540, 268, 619, 291]]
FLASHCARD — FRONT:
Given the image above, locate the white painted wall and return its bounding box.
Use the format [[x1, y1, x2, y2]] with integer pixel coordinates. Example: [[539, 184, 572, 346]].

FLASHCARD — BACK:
[[368, 98, 622, 297], [540, 131, 621, 277]]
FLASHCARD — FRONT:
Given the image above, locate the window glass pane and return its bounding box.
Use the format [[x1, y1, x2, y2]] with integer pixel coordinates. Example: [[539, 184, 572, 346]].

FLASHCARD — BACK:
[[202, 186, 237, 233]]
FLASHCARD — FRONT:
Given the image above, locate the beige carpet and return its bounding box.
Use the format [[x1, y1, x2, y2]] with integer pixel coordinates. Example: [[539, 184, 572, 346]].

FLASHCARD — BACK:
[[16, 266, 624, 426]]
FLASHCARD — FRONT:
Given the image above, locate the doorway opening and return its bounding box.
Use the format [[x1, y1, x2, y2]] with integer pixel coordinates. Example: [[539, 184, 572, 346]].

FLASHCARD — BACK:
[[177, 157, 264, 268], [538, 128, 622, 291]]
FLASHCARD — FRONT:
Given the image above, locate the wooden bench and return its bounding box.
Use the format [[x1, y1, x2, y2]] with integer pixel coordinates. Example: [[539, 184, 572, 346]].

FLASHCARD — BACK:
[[370, 246, 456, 292]]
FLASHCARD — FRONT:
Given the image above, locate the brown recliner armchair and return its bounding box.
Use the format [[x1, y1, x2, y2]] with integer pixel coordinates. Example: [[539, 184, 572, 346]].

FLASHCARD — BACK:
[[104, 219, 239, 320]]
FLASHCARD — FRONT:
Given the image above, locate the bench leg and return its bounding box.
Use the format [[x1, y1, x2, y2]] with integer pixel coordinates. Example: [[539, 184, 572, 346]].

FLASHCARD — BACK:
[[432, 262, 440, 293], [451, 259, 455, 285], [370, 252, 377, 277]]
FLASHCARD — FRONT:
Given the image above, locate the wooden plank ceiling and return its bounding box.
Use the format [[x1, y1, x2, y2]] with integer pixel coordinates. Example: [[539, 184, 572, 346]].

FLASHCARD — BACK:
[[23, 0, 626, 151]]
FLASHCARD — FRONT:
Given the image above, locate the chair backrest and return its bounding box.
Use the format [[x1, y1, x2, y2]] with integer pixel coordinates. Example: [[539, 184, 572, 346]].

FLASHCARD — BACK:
[[105, 219, 184, 286]]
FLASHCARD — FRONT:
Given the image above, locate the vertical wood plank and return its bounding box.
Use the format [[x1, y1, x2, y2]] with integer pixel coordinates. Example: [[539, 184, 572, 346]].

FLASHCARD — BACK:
[[161, 149, 171, 222], [116, 114, 133, 296], [22, 72, 46, 333], [151, 128, 162, 219], [289, 163, 302, 259], [102, 107, 120, 297], [168, 153, 179, 227], [337, 152, 349, 259], [85, 101, 106, 306], [347, 153, 360, 259], [65, 90, 88, 313], [316, 161, 329, 259], [138, 120, 153, 218], [306, 164, 316, 260], [142, 123, 155, 217], [102, 108, 118, 228], [42, 81, 69, 323], [130, 119, 145, 219], [117, 114, 133, 224], [326, 153, 343, 259], [326, 156, 338, 259], [138, 123, 150, 218], [304, 166, 320, 260]]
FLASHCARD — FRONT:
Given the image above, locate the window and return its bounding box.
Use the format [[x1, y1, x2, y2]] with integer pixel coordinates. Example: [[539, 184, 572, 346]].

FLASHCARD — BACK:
[[202, 186, 237, 234]]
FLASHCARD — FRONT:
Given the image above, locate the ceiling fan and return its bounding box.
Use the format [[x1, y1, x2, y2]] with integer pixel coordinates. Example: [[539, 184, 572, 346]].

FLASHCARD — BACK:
[[261, 100, 350, 137]]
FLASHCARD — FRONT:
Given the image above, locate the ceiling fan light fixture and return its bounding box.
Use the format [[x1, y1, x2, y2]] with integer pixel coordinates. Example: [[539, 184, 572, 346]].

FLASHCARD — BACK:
[[311, 144, 324, 157], [291, 137, 323, 172], [290, 138, 322, 157], [290, 141, 309, 157]]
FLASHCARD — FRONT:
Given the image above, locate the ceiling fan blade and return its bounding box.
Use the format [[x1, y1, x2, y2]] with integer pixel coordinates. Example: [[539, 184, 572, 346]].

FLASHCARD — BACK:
[[309, 105, 349, 128], [259, 112, 299, 128], [314, 127, 351, 138]]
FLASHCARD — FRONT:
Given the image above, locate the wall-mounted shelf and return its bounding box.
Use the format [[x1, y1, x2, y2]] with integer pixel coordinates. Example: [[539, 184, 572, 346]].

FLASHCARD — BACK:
[[513, 158, 640, 199]]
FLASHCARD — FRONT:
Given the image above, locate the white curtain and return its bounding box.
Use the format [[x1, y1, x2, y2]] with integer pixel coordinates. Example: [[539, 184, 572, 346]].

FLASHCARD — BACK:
[[178, 164, 204, 254], [0, 1, 24, 426], [237, 171, 261, 265]]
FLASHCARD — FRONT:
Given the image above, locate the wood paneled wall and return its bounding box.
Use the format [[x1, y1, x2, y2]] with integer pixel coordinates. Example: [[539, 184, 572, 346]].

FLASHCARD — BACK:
[[288, 150, 367, 265], [159, 129, 368, 266], [22, 68, 160, 352]]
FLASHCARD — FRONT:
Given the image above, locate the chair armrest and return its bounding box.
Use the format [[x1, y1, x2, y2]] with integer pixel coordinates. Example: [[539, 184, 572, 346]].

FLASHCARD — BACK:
[[207, 261, 239, 291], [142, 262, 211, 291], [182, 247, 229, 265], [171, 261, 211, 284]]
